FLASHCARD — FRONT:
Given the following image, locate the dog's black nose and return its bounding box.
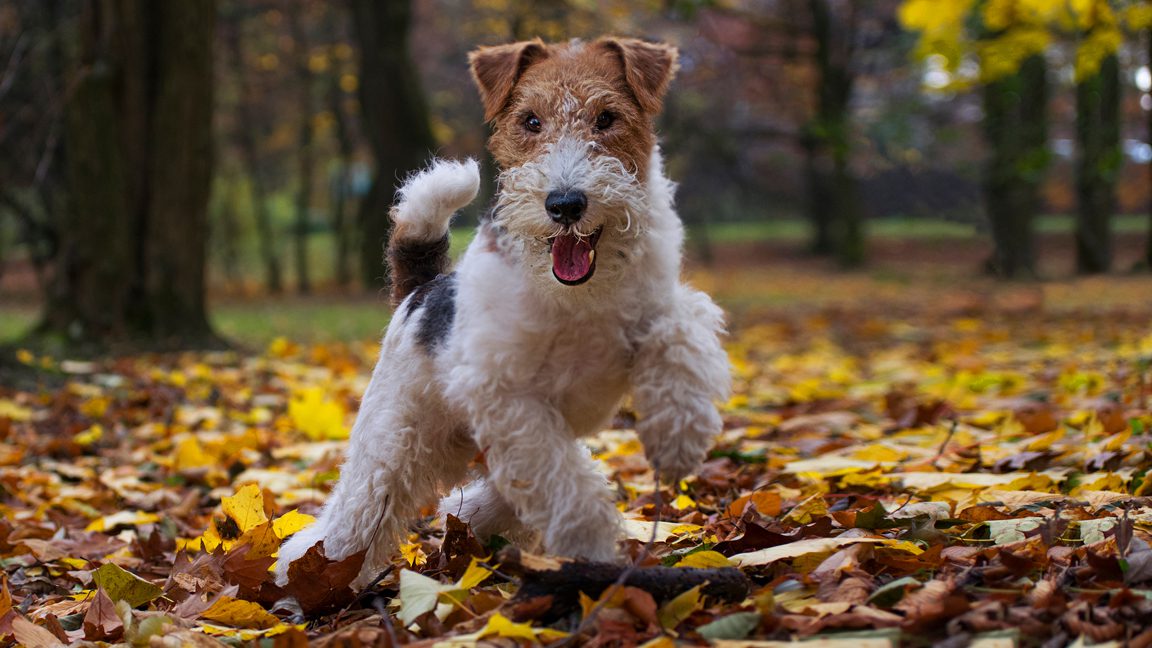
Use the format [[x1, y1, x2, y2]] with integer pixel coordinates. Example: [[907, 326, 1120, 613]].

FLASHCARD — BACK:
[[545, 190, 587, 225]]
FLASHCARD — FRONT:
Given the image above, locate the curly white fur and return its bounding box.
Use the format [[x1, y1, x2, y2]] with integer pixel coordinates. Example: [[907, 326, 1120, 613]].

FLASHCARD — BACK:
[[275, 146, 731, 589], [391, 158, 480, 241]]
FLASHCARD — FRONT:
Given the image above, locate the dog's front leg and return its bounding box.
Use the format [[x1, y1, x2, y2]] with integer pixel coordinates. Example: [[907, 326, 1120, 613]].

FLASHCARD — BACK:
[[470, 397, 621, 561], [631, 285, 732, 482]]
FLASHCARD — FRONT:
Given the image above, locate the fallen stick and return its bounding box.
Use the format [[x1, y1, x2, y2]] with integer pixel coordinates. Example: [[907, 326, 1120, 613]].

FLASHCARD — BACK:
[[498, 547, 751, 615]]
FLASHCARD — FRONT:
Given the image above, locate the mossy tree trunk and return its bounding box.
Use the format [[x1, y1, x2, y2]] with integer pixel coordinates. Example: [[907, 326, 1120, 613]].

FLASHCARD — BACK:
[[350, 0, 434, 291], [806, 0, 863, 268], [983, 54, 1049, 280], [38, 0, 219, 350], [1075, 54, 1120, 275]]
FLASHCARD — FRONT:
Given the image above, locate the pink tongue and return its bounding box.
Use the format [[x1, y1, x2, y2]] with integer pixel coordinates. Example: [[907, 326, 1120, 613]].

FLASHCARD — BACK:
[[551, 233, 593, 283]]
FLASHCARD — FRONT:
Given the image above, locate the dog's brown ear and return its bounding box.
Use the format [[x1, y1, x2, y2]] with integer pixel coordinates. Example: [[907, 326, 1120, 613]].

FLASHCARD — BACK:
[[469, 39, 549, 122], [597, 38, 679, 114]]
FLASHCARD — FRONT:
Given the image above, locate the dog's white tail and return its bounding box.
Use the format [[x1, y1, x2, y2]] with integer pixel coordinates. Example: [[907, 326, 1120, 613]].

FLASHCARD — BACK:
[[387, 158, 480, 306]]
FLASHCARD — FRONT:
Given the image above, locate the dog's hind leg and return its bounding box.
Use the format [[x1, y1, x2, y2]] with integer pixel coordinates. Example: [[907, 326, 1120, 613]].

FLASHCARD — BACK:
[[275, 366, 475, 589], [439, 479, 532, 545]]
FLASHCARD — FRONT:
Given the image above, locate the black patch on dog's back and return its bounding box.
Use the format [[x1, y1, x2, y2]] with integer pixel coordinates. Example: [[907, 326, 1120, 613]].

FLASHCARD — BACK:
[[406, 273, 457, 353]]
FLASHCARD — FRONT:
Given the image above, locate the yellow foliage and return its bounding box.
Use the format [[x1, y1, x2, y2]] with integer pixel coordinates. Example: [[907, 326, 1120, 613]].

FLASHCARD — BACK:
[[287, 387, 349, 440]]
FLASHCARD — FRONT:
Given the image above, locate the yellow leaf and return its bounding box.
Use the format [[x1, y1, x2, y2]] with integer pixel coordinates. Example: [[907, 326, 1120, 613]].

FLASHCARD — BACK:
[[271, 510, 315, 539], [478, 612, 569, 642], [238, 522, 280, 559], [200, 597, 279, 629], [851, 443, 907, 463], [222, 484, 269, 534], [729, 537, 888, 567], [674, 551, 733, 568], [782, 494, 829, 525], [399, 542, 427, 567], [174, 436, 215, 471], [85, 511, 160, 533], [1103, 429, 1131, 452], [199, 622, 307, 640], [840, 469, 894, 489], [0, 399, 32, 422], [456, 556, 494, 589], [288, 387, 349, 440], [657, 584, 702, 629], [671, 493, 696, 510], [73, 424, 103, 446], [1025, 428, 1065, 451]]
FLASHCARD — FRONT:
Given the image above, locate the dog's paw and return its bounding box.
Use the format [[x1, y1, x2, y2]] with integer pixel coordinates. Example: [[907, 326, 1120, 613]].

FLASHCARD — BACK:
[[640, 406, 721, 483], [273, 523, 325, 587]]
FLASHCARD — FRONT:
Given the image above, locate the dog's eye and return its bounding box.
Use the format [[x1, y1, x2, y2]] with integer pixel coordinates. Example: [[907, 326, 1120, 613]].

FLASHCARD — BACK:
[[594, 111, 615, 131], [524, 113, 542, 133]]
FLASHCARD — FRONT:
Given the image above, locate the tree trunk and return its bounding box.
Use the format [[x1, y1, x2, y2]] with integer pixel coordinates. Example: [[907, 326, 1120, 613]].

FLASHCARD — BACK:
[[983, 54, 1048, 280], [329, 76, 356, 288], [1147, 29, 1152, 270], [38, 0, 219, 349], [288, 7, 315, 295], [802, 133, 833, 255], [349, 0, 435, 291], [225, 7, 283, 294], [806, 0, 863, 268], [1075, 54, 1120, 275]]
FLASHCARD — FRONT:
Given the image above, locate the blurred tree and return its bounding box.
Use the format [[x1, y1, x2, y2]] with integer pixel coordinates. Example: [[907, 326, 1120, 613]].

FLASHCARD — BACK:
[[37, 0, 219, 347], [288, 4, 316, 295], [223, 5, 284, 294], [1075, 55, 1120, 275], [983, 54, 1048, 278], [328, 74, 358, 288], [1073, 1, 1123, 274], [900, 0, 1058, 278], [0, 0, 68, 291], [350, 0, 434, 291], [804, 0, 864, 268], [901, 0, 1152, 277]]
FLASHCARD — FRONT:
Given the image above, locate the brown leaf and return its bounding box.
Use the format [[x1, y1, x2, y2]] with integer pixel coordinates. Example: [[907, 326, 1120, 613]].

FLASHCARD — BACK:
[[280, 541, 367, 615], [222, 542, 276, 598], [893, 578, 967, 631], [439, 514, 487, 577], [11, 616, 65, 648], [82, 588, 124, 641]]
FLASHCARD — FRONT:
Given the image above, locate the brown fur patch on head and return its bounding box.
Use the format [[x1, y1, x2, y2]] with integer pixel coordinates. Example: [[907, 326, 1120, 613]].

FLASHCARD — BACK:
[[469, 39, 550, 122], [596, 38, 679, 115], [469, 38, 679, 178]]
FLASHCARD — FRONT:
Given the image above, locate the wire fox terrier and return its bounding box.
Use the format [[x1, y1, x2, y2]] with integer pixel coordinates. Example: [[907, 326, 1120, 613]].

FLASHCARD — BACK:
[[276, 37, 731, 588]]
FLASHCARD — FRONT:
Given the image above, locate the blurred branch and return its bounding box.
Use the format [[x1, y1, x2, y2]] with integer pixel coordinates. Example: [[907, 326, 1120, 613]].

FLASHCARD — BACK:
[[0, 33, 30, 103]]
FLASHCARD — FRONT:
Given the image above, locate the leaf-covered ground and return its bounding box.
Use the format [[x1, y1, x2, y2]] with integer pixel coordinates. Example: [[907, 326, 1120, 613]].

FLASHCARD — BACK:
[[2, 293, 1152, 647]]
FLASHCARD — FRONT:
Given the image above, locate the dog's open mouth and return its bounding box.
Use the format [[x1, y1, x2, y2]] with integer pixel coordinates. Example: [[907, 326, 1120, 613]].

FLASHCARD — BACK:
[[548, 226, 603, 286]]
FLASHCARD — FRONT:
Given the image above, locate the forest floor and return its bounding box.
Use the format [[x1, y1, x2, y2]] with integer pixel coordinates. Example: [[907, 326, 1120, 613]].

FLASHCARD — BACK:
[[2, 229, 1152, 646]]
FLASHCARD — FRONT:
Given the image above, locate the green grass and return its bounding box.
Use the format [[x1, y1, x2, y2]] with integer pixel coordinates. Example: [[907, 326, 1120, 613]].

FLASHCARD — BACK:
[[0, 300, 391, 349], [690, 214, 1147, 244], [0, 306, 37, 344], [210, 298, 390, 348]]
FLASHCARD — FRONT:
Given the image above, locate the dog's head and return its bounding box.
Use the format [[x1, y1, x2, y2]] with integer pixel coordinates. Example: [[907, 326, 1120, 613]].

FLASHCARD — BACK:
[[469, 37, 678, 287]]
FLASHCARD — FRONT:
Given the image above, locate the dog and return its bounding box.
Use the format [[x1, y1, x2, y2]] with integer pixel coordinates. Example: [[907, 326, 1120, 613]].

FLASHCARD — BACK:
[[275, 37, 731, 589]]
